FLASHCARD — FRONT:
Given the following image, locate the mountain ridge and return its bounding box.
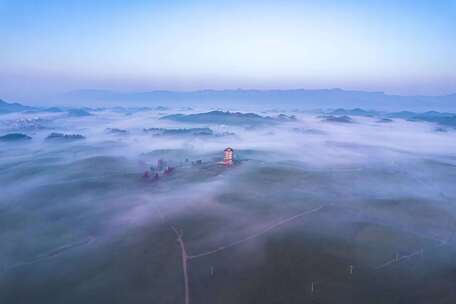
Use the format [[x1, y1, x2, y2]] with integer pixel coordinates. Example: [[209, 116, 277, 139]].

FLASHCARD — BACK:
[[60, 88, 456, 111], [0, 99, 35, 113]]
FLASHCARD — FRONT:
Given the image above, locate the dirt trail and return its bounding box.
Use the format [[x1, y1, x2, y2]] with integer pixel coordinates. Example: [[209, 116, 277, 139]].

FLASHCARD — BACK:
[[189, 205, 325, 259], [171, 226, 190, 304]]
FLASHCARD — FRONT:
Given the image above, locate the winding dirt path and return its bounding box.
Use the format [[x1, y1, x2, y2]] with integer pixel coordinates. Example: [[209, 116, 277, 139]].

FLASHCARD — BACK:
[[188, 205, 325, 259], [171, 226, 190, 304]]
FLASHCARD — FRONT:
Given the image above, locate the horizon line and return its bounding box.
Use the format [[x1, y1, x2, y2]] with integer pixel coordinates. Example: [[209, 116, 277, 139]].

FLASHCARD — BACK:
[[65, 87, 456, 98]]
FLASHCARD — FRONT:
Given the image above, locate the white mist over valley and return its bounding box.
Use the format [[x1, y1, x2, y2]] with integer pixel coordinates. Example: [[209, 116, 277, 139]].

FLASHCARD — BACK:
[[1, 100, 456, 303]]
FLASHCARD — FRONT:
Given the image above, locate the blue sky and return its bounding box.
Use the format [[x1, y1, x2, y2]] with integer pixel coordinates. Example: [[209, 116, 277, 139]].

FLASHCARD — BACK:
[[0, 0, 455, 101]]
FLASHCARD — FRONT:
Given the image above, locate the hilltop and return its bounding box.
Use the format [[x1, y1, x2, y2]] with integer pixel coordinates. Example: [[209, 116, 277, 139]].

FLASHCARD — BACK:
[[160, 110, 278, 126], [0, 99, 34, 113]]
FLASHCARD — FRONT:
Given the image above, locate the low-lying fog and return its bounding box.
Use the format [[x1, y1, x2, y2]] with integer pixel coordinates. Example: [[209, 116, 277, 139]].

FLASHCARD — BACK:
[[1, 107, 456, 304]]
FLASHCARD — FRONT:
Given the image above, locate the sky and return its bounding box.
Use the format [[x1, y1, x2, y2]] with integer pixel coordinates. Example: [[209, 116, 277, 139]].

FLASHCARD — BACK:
[[0, 0, 455, 101]]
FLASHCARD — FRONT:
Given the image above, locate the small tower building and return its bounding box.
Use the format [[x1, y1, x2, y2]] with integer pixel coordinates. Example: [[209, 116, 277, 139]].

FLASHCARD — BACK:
[[224, 147, 234, 166]]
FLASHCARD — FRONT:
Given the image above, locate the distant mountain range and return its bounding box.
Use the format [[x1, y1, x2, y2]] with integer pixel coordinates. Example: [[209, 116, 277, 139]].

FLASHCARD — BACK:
[[0, 98, 92, 116], [60, 89, 456, 111], [1, 95, 456, 129], [326, 108, 456, 128], [0, 99, 35, 113]]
